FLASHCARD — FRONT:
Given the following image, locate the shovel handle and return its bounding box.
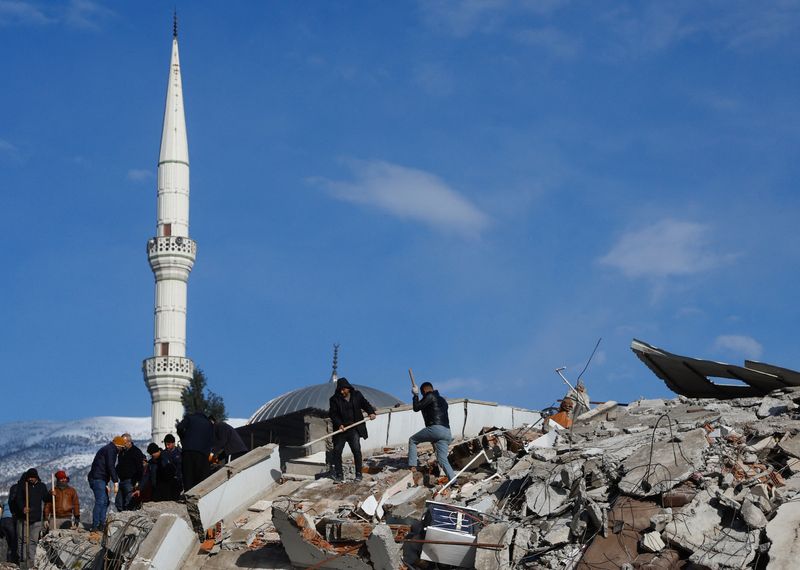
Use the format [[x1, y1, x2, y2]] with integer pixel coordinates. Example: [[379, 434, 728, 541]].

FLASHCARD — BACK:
[[408, 368, 417, 389]]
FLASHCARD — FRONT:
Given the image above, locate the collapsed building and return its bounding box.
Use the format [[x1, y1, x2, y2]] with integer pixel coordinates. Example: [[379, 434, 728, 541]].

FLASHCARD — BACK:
[[30, 339, 800, 569]]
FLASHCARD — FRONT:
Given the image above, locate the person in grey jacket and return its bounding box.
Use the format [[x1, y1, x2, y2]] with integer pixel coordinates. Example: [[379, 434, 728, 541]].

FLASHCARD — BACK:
[[408, 382, 456, 482]]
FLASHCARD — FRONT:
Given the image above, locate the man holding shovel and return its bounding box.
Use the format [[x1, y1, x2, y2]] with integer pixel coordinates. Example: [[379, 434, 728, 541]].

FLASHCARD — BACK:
[[11, 469, 48, 564], [328, 378, 376, 482], [408, 372, 456, 483]]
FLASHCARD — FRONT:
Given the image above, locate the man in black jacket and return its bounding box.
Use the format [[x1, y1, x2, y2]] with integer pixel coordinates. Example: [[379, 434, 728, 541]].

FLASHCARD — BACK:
[[12, 469, 49, 564], [409, 382, 456, 482], [115, 433, 145, 511], [210, 417, 248, 463], [328, 378, 376, 482], [176, 412, 214, 491]]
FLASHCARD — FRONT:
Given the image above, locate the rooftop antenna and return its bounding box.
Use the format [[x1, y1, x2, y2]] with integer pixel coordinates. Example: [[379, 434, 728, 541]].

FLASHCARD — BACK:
[[330, 343, 340, 383], [173, 8, 178, 39]]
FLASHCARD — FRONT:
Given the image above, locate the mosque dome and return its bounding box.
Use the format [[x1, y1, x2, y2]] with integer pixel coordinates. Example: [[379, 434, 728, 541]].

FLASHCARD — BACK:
[[247, 344, 405, 425], [247, 381, 404, 424]]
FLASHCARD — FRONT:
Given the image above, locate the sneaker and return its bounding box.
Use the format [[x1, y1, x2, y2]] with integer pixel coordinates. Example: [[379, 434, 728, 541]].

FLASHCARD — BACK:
[[331, 474, 343, 483], [354, 474, 363, 481]]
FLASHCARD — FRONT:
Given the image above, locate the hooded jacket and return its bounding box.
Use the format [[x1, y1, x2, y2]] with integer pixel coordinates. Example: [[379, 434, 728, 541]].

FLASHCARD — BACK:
[[11, 470, 49, 523], [328, 378, 376, 440], [412, 389, 450, 428], [212, 422, 248, 458]]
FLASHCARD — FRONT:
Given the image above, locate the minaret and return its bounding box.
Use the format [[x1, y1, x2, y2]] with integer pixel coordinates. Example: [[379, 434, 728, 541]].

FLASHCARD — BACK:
[[142, 15, 196, 442]]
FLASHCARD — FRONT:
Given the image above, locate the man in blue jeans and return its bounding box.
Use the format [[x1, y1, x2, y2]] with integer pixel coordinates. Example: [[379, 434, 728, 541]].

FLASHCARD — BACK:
[[87, 436, 126, 532], [409, 382, 456, 482]]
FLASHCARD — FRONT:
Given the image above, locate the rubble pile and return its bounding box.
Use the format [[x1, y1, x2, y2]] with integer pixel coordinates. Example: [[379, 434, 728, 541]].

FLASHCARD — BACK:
[[34, 502, 193, 570], [26, 386, 800, 568], [206, 387, 800, 569]]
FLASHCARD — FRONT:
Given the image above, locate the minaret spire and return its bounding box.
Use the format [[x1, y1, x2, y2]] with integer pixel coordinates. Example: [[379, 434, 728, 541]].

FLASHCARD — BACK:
[[330, 343, 340, 383], [173, 9, 178, 39], [143, 19, 196, 442]]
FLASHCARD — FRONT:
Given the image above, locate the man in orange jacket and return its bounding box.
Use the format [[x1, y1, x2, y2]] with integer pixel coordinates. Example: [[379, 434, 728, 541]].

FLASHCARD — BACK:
[[44, 470, 80, 530]]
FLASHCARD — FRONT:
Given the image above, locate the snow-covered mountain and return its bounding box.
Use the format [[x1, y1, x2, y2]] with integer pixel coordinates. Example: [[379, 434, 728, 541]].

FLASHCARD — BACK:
[[0, 417, 151, 520], [0, 416, 245, 522]]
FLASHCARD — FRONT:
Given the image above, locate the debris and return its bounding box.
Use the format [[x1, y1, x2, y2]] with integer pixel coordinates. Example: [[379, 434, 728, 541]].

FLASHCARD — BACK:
[[640, 531, 665, 553], [366, 524, 402, 570], [474, 522, 512, 570]]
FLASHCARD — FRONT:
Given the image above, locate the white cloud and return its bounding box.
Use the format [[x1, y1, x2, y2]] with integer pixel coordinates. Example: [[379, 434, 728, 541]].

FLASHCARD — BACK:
[[713, 334, 763, 360], [419, 0, 509, 38], [598, 219, 728, 279], [0, 0, 112, 29], [63, 0, 113, 30], [313, 159, 490, 236], [0, 138, 17, 153], [0, 1, 52, 26], [127, 168, 154, 181]]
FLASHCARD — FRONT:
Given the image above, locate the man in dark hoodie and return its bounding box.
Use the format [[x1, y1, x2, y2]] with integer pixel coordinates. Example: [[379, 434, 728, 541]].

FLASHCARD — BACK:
[[115, 433, 145, 511], [87, 436, 126, 532], [12, 469, 49, 564], [409, 382, 456, 482], [210, 416, 248, 463], [328, 377, 376, 482], [176, 412, 214, 491]]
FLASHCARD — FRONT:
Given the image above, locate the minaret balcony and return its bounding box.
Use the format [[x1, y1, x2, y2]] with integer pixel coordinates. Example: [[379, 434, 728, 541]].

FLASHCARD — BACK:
[[147, 235, 197, 258], [143, 355, 194, 379], [147, 236, 196, 276]]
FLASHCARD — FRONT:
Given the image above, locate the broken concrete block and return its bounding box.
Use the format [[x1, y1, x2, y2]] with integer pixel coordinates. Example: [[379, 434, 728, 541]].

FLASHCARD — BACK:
[[766, 499, 800, 569], [662, 489, 759, 569], [272, 507, 372, 570], [185, 444, 282, 536], [640, 531, 665, 553], [618, 428, 708, 497], [649, 509, 673, 532], [541, 517, 571, 546], [757, 397, 791, 418], [559, 460, 584, 489], [248, 499, 273, 512], [531, 447, 557, 461], [475, 522, 512, 570], [740, 499, 767, 528], [576, 401, 618, 423], [511, 527, 533, 566], [585, 499, 607, 535], [367, 524, 402, 570], [525, 479, 569, 517], [750, 483, 773, 502]]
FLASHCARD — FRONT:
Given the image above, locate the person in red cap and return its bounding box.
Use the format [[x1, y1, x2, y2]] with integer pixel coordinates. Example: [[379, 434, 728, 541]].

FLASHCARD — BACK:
[[44, 471, 80, 530]]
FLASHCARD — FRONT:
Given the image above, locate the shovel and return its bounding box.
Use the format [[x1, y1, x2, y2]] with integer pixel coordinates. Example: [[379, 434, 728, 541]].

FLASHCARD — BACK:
[[285, 417, 370, 449]]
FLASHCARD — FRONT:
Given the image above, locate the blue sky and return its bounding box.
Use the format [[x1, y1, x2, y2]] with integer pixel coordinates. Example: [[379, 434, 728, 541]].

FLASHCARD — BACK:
[[2, 1, 800, 421]]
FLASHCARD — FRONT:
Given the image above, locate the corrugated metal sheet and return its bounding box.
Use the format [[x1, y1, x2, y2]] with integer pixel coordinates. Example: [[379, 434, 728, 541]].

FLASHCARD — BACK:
[[247, 382, 404, 424]]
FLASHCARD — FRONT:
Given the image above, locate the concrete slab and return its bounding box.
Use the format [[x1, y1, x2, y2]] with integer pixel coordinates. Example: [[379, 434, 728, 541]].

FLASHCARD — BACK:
[[766, 500, 800, 569], [475, 522, 512, 570], [366, 524, 402, 570], [185, 444, 282, 535], [129, 513, 196, 570], [618, 428, 707, 497]]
